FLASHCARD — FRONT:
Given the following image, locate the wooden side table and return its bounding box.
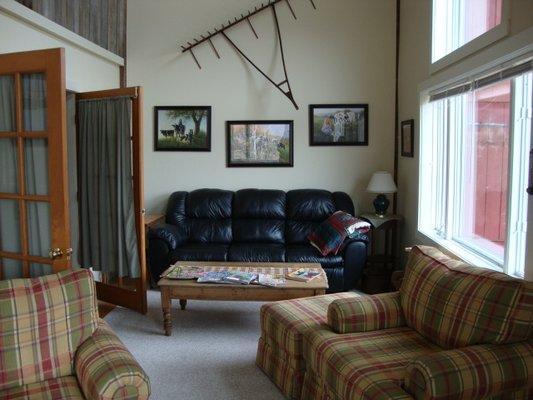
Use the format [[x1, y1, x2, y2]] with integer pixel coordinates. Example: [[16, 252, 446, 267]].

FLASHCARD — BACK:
[[359, 213, 402, 294]]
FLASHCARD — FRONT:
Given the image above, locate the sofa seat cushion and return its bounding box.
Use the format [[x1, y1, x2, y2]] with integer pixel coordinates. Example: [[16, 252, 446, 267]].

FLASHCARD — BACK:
[[0, 376, 85, 399], [286, 245, 344, 269], [401, 246, 533, 349], [303, 327, 441, 400], [260, 293, 359, 369], [170, 243, 228, 262], [228, 243, 285, 262]]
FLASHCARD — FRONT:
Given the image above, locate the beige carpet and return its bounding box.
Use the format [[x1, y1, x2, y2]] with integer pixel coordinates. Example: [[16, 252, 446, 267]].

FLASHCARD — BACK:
[[104, 290, 285, 400]]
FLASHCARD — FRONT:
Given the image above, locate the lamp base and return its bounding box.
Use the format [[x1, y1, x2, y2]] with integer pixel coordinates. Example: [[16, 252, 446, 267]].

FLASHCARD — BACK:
[[373, 194, 390, 216]]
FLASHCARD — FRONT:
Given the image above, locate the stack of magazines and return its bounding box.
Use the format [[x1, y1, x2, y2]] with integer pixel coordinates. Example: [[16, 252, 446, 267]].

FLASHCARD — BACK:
[[162, 265, 204, 280], [197, 271, 258, 285]]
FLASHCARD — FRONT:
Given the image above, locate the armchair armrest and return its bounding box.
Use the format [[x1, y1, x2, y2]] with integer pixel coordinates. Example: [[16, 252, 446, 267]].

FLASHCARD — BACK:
[[75, 320, 150, 400], [148, 223, 187, 251], [405, 342, 533, 400], [327, 291, 405, 334]]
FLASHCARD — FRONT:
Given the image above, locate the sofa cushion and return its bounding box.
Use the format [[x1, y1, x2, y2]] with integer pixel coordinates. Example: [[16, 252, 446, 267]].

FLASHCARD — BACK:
[[0, 376, 85, 399], [233, 219, 285, 244], [400, 246, 533, 349], [286, 244, 343, 269], [0, 269, 98, 391], [170, 243, 228, 262], [233, 189, 286, 219], [228, 243, 285, 262], [286, 190, 336, 221], [259, 293, 358, 369], [186, 189, 233, 219], [188, 219, 232, 244], [286, 221, 320, 244], [303, 327, 440, 399]]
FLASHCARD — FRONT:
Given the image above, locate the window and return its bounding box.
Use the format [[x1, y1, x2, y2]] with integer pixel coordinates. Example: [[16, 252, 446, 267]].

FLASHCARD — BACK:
[[432, 0, 507, 69], [419, 61, 532, 277]]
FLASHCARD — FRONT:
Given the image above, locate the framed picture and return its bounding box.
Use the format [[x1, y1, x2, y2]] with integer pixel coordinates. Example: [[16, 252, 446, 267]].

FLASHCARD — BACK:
[[309, 104, 368, 146], [226, 120, 294, 167], [401, 119, 415, 157], [154, 106, 211, 151]]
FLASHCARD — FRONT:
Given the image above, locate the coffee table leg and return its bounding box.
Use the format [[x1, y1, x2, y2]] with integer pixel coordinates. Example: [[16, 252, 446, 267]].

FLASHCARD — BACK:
[[161, 288, 172, 336], [179, 299, 187, 310]]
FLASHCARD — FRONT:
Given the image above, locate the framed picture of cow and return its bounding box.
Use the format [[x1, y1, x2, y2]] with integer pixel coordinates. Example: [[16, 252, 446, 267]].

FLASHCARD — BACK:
[[226, 120, 294, 167], [154, 106, 211, 151], [309, 104, 368, 146]]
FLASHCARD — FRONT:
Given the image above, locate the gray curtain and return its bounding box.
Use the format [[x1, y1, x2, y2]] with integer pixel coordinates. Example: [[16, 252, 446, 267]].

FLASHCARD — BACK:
[[78, 97, 140, 279]]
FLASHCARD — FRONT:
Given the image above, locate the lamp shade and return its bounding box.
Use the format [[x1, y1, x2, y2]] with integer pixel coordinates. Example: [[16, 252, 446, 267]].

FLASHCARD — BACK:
[[366, 171, 397, 194]]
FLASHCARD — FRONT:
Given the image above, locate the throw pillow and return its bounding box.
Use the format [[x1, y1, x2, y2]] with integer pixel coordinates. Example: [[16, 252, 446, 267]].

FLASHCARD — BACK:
[[308, 211, 370, 256]]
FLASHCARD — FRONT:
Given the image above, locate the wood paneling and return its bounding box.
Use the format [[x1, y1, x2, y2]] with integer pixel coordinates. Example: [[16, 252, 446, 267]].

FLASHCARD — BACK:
[[15, 0, 127, 58]]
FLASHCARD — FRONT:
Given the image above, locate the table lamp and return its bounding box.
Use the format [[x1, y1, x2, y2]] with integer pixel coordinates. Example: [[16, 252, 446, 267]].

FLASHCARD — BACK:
[[366, 171, 397, 217]]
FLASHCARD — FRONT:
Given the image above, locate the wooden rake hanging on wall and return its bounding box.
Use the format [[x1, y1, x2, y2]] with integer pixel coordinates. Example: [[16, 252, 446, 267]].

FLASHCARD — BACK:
[[179, 0, 317, 110]]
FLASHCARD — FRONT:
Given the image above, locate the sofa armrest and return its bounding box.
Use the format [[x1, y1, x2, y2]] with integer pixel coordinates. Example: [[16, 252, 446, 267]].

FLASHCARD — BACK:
[[405, 342, 533, 400], [148, 223, 186, 251], [327, 291, 405, 334], [75, 319, 150, 400], [340, 239, 367, 290]]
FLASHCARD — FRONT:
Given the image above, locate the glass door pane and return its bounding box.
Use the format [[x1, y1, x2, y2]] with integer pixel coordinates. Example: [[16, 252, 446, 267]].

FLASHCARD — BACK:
[[26, 201, 51, 258], [0, 200, 21, 253], [24, 138, 49, 195], [0, 75, 15, 132], [1, 258, 23, 280], [22, 73, 47, 131], [0, 138, 19, 193]]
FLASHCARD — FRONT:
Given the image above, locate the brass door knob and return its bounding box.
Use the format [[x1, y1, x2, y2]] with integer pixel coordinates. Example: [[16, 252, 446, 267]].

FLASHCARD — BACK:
[[49, 248, 73, 260]]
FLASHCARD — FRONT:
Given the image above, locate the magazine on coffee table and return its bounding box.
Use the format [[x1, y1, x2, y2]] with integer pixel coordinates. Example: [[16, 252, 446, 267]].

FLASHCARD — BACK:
[[285, 268, 321, 282], [197, 271, 258, 285], [162, 265, 204, 280], [256, 273, 286, 287]]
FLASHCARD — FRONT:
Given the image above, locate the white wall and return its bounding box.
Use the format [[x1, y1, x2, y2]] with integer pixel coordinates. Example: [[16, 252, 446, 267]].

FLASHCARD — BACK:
[[127, 0, 396, 213], [0, 2, 121, 91], [397, 0, 533, 267]]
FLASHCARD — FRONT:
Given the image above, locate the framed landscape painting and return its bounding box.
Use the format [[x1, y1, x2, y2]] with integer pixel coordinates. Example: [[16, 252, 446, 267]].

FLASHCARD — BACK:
[[226, 121, 293, 167], [154, 106, 211, 151], [309, 104, 368, 146]]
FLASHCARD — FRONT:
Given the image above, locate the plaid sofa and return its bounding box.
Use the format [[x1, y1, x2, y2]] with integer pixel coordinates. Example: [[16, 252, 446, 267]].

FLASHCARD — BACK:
[[0, 269, 150, 400], [257, 245, 533, 399]]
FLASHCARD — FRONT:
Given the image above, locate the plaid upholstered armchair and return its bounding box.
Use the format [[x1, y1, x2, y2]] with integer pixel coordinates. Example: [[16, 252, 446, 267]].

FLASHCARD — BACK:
[[257, 246, 533, 399], [0, 269, 150, 399]]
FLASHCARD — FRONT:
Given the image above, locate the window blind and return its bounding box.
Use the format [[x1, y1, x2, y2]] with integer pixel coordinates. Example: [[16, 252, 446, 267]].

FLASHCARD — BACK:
[[429, 59, 532, 102]]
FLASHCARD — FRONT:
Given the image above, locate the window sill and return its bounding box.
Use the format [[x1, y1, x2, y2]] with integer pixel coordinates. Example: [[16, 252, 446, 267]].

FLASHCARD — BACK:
[[430, 20, 509, 74], [416, 228, 503, 272]]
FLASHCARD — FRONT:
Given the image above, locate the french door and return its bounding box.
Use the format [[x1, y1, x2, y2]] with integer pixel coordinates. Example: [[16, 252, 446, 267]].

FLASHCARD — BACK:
[[0, 48, 71, 278], [0, 49, 147, 314]]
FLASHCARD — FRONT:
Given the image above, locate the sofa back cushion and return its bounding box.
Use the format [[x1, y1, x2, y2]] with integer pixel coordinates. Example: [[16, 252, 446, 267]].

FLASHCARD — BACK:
[[286, 190, 355, 244], [400, 246, 533, 349], [166, 189, 233, 244], [0, 269, 98, 390], [233, 189, 285, 244]]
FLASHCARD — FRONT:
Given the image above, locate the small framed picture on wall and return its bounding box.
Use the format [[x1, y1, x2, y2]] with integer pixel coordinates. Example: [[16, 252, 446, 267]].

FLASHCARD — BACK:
[[309, 104, 368, 146], [226, 120, 294, 167], [401, 119, 414, 157], [154, 106, 211, 151]]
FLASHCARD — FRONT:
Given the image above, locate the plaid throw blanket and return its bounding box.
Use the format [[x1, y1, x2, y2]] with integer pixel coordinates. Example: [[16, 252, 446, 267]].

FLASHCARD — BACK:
[[308, 211, 370, 256]]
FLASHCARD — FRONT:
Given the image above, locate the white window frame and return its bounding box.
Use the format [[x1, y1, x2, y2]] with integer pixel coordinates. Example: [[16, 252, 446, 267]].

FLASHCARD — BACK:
[[418, 57, 532, 276], [430, 0, 510, 74]]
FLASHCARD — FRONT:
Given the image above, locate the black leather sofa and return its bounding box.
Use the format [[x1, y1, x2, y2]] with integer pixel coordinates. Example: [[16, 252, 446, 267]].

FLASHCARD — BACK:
[[147, 189, 367, 292]]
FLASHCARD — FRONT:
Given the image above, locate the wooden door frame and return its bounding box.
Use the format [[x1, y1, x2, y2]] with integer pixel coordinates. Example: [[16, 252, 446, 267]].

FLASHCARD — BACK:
[[76, 86, 147, 314], [0, 48, 70, 276]]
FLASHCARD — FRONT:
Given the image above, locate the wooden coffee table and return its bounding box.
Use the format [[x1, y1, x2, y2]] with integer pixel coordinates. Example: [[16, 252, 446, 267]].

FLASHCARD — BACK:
[[158, 261, 328, 336]]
